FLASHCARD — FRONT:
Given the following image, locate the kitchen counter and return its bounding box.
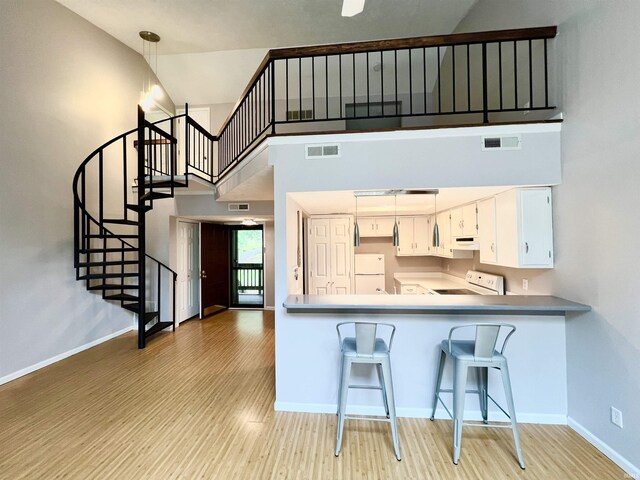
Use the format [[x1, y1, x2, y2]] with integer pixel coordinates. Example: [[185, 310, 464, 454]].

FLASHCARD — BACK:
[[283, 294, 591, 315]]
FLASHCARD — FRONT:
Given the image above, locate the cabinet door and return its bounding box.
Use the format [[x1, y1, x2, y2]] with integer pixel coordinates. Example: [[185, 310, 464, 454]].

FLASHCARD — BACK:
[[519, 189, 553, 267], [308, 219, 332, 294], [495, 190, 519, 267], [330, 218, 352, 294], [477, 197, 497, 264], [436, 212, 451, 257], [396, 217, 415, 256], [413, 216, 430, 255], [462, 203, 478, 237], [358, 217, 378, 237], [450, 207, 464, 238], [374, 217, 396, 237]]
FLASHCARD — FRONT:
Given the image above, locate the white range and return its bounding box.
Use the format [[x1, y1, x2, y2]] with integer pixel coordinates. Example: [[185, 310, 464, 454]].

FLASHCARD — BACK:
[[394, 270, 504, 295]]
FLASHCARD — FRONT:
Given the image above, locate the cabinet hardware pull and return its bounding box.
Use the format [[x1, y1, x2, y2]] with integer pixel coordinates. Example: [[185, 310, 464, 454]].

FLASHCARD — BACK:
[[525, 242, 529, 253], [491, 243, 494, 252]]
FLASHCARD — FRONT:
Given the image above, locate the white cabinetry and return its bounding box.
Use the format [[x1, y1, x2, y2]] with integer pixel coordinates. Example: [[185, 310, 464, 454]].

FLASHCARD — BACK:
[[494, 188, 554, 268], [434, 211, 473, 259], [359, 217, 396, 237], [477, 197, 497, 264], [307, 216, 353, 294], [396, 216, 431, 256], [450, 203, 478, 238]]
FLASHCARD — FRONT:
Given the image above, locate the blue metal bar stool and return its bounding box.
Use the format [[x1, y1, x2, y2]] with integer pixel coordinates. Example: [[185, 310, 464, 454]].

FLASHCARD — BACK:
[[335, 322, 401, 461], [430, 323, 525, 469]]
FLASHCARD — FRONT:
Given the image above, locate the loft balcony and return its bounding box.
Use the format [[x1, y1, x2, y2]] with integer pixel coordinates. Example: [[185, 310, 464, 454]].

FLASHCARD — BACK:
[[213, 26, 559, 184]]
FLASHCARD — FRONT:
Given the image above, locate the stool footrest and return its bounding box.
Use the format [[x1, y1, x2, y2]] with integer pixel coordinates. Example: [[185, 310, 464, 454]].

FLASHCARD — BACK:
[[462, 422, 512, 429], [344, 415, 392, 423], [437, 389, 481, 395], [348, 384, 383, 390]]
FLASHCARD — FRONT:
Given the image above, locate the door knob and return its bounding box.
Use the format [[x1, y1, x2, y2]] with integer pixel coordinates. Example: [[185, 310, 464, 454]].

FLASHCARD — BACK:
[[200, 270, 207, 279]]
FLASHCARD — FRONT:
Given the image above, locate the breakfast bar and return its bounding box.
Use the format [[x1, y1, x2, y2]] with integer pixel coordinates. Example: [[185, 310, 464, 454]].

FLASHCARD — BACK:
[[275, 294, 590, 424]]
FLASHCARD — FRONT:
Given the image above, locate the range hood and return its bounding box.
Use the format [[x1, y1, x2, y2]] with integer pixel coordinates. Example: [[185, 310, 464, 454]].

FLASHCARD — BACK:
[[452, 236, 480, 250]]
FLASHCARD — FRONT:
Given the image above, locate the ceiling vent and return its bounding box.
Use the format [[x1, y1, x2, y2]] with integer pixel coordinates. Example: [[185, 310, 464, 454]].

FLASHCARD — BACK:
[[305, 143, 341, 159], [481, 135, 522, 151], [228, 203, 250, 212]]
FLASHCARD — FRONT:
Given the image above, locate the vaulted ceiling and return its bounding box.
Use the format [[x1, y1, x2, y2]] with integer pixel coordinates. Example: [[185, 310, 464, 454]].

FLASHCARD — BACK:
[[56, 0, 478, 106]]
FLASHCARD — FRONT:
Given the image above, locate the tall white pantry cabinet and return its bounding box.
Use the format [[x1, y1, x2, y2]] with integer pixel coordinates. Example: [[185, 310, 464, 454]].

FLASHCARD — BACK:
[[307, 216, 353, 294]]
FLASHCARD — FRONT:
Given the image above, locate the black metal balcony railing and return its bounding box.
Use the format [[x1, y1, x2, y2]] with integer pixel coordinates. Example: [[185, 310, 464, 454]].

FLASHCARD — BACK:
[[215, 26, 557, 179]]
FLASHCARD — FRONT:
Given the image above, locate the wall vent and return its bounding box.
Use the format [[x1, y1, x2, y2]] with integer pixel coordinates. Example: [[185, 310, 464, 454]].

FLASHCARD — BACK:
[[305, 143, 341, 159], [481, 135, 522, 151], [228, 203, 250, 212], [287, 109, 314, 121]]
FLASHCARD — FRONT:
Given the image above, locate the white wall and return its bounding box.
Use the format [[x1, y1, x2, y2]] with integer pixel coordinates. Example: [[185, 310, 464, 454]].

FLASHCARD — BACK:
[[451, 0, 640, 471], [0, 0, 174, 381]]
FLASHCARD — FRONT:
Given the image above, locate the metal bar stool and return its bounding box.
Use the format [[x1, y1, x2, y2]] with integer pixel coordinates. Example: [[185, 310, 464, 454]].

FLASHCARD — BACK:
[[335, 322, 401, 461], [430, 323, 525, 469]]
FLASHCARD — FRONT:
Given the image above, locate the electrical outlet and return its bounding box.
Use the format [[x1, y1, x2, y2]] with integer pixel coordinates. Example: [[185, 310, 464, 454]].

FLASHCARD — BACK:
[[522, 279, 529, 291], [611, 406, 623, 428]]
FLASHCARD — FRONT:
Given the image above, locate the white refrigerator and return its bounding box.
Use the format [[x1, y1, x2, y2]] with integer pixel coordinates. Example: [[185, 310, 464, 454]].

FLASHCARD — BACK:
[[354, 254, 386, 294]]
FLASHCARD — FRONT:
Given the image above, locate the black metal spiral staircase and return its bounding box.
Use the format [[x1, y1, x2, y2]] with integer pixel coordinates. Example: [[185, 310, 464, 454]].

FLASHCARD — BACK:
[[73, 106, 216, 348]]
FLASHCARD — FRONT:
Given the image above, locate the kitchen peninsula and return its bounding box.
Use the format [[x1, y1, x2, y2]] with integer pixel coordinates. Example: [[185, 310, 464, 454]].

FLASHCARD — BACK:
[[275, 293, 590, 424]]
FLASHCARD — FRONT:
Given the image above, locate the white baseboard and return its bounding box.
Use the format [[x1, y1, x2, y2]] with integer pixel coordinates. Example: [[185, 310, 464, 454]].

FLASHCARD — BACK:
[[264, 306, 275, 311], [568, 417, 639, 478], [0, 326, 134, 386], [274, 401, 566, 424]]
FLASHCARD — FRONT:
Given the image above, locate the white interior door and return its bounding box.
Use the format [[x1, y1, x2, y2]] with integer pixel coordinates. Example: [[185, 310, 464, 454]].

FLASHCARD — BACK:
[[330, 218, 352, 294], [176, 107, 211, 175], [308, 218, 332, 294], [177, 221, 200, 322]]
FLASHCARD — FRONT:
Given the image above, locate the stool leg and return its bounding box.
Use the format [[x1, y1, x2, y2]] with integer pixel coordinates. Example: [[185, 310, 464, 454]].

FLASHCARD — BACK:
[[477, 367, 488, 424], [431, 349, 446, 421], [376, 363, 390, 418], [335, 357, 351, 457], [381, 358, 401, 461], [500, 362, 525, 469], [336, 354, 345, 415], [452, 360, 468, 465]]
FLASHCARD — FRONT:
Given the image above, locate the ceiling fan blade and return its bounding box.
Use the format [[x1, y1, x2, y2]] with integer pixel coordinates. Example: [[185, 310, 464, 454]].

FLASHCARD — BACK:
[[342, 0, 365, 17]]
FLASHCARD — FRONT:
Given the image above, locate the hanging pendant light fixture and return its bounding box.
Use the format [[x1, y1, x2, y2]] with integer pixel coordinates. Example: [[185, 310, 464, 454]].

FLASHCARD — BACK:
[[353, 195, 360, 247], [432, 192, 440, 247], [392, 194, 400, 247], [139, 31, 162, 112]]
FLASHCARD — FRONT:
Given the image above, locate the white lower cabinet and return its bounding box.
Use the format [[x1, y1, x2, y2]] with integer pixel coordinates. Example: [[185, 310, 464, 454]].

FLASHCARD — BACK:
[[494, 187, 554, 268]]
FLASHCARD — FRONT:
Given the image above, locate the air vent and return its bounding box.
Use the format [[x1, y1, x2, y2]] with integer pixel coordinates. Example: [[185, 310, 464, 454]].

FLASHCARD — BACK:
[[228, 203, 250, 212], [287, 109, 314, 121], [481, 135, 522, 151], [305, 143, 341, 159]]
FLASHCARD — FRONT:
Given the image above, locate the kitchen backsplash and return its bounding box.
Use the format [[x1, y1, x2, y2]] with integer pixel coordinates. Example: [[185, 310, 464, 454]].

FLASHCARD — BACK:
[[441, 253, 554, 295]]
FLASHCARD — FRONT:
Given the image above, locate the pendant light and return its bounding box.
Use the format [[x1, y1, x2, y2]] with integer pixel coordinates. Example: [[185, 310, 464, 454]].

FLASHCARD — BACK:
[[392, 194, 400, 246], [353, 195, 360, 247], [432, 192, 440, 247], [139, 31, 162, 112]]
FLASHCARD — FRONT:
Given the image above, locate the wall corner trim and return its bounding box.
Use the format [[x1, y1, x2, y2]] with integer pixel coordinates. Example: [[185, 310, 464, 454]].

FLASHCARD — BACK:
[[0, 326, 135, 386], [568, 416, 639, 478]]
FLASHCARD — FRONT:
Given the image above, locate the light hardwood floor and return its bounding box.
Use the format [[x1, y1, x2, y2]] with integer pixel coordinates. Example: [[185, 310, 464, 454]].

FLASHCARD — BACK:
[[0, 310, 624, 479]]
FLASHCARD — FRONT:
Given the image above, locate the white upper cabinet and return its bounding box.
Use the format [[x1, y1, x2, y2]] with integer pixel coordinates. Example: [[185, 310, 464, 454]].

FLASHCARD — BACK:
[[494, 187, 554, 268], [477, 197, 498, 264], [358, 217, 396, 237], [450, 203, 478, 238], [396, 216, 431, 256]]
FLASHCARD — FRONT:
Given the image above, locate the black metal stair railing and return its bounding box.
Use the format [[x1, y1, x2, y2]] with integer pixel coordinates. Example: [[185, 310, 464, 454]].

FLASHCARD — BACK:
[[73, 106, 216, 349], [216, 26, 558, 179]]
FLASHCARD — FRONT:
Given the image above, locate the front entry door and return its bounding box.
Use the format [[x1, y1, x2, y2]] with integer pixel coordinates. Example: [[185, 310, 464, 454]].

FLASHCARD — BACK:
[[200, 223, 230, 317], [230, 227, 264, 308]]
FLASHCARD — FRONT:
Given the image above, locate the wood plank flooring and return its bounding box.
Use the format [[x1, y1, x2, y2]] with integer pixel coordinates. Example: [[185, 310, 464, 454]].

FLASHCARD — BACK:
[[0, 310, 624, 479]]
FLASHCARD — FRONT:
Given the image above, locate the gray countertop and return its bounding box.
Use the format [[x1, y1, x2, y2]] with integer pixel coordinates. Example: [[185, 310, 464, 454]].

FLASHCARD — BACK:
[[283, 294, 591, 316]]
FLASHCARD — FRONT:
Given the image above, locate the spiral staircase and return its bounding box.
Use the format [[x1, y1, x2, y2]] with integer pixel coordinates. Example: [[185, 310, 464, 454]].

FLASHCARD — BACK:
[[73, 106, 215, 348]]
